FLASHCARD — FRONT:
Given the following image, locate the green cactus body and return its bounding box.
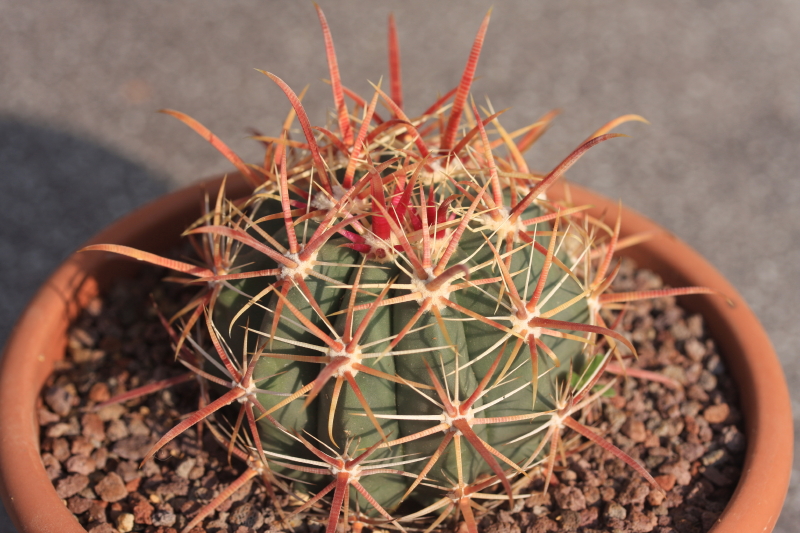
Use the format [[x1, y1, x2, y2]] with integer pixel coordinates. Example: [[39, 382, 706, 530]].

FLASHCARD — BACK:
[[214, 196, 590, 512]]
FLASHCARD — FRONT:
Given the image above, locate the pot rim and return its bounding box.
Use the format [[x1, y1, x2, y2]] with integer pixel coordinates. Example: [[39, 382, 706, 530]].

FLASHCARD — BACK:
[[0, 175, 790, 532]]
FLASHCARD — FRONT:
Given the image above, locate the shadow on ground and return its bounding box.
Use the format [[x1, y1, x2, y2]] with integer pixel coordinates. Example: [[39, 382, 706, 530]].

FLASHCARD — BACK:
[[0, 117, 168, 533]]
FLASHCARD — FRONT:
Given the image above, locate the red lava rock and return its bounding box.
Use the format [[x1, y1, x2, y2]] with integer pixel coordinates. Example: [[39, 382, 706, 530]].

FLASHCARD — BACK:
[[41, 453, 62, 480], [677, 442, 705, 463], [88, 499, 109, 523], [38, 407, 60, 426], [228, 502, 265, 529], [152, 504, 177, 527], [82, 412, 106, 442], [47, 420, 80, 438], [600, 486, 616, 502], [703, 403, 730, 424], [628, 509, 658, 532], [605, 501, 627, 520], [125, 477, 142, 492], [97, 402, 125, 422], [116, 460, 141, 483], [71, 436, 95, 456], [113, 435, 152, 461], [132, 495, 154, 524], [175, 458, 196, 479], [644, 433, 660, 448], [87, 523, 117, 533], [106, 419, 129, 442], [128, 414, 150, 436], [95, 472, 129, 502], [622, 418, 647, 443], [65, 454, 96, 475], [583, 485, 600, 505], [89, 382, 111, 403], [527, 516, 558, 533], [579, 506, 599, 527], [156, 476, 191, 499], [52, 437, 71, 461], [659, 460, 691, 486], [608, 395, 627, 410], [655, 474, 677, 492], [648, 488, 666, 506], [92, 447, 109, 469], [45, 385, 75, 417], [553, 485, 587, 511], [55, 473, 90, 499], [67, 495, 94, 514], [619, 481, 651, 505]]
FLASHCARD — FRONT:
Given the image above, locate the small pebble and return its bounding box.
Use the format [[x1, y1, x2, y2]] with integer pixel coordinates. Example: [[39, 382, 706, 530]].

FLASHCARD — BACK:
[[116, 512, 135, 533], [175, 458, 197, 479], [703, 403, 730, 424], [67, 496, 94, 515], [87, 500, 108, 523], [132, 496, 154, 524], [56, 474, 89, 499], [82, 412, 106, 442], [86, 524, 115, 533], [553, 485, 586, 511], [622, 419, 647, 443], [655, 474, 677, 492], [701, 448, 727, 467], [605, 502, 627, 520], [89, 383, 111, 403], [106, 419, 129, 442], [65, 454, 96, 476], [95, 472, 128, 502], [38, 408, 60, 426], [152, 505, 177, 527], [45, 385, 75, 417], [96, 403, 125, 422]]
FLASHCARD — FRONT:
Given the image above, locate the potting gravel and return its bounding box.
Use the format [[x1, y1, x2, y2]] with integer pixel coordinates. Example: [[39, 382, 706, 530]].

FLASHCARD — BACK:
[[37, 258, 745, 533]]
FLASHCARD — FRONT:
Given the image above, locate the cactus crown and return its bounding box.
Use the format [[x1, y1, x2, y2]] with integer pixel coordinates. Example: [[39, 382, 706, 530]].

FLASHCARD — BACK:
[[82, 6, 724, 533]]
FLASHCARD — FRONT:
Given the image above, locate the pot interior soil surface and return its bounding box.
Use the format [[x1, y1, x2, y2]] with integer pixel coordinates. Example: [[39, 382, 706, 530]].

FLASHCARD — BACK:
[[37, 258, 745, 533]]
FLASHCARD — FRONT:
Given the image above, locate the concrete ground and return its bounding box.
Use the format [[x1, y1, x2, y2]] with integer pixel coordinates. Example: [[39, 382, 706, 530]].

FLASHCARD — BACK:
[[1, 1, 797, 530]]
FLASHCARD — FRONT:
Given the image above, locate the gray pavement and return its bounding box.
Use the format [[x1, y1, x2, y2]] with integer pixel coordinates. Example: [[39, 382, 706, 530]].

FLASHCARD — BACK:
[[1, 1, 798, 530]]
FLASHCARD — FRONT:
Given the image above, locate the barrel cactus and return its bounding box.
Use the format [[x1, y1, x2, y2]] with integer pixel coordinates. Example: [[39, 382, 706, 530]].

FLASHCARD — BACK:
[[82, 6, 726, 533]]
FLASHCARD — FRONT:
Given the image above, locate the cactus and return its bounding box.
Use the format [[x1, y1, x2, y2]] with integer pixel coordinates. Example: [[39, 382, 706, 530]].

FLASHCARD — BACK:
[[82, 6, 726, 533]]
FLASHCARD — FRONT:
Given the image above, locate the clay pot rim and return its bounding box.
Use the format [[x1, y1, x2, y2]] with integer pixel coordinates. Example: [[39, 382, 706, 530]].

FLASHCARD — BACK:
[[0, 175, 791, 532]]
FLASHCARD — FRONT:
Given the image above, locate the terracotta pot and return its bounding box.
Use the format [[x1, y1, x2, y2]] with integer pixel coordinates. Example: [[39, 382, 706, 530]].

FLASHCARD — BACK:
[[0, 176, 791, 532]]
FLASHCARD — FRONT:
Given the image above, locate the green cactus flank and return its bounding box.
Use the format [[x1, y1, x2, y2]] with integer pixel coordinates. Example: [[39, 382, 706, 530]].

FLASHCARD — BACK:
[[81, 6, 729, 533]]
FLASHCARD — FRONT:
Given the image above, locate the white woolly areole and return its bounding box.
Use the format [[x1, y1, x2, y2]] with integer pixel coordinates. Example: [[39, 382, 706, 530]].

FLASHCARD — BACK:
[[441, 403, 474, 436], [425, 160, 454, 185], [235, 381, 257, 403], [279, 251, 319, 281], [586, 295, 600, 319], [330, 462, 362, 478], [310, 185, 369, 214], [328, 347, 363, 378], [410, 267, 463, 308], [477, 206, 528, 243], [508, 307, 543, 339]]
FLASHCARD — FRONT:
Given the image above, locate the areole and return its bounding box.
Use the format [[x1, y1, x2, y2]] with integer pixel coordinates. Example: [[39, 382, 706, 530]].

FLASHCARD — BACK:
[[0, 175, 791, 533]]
